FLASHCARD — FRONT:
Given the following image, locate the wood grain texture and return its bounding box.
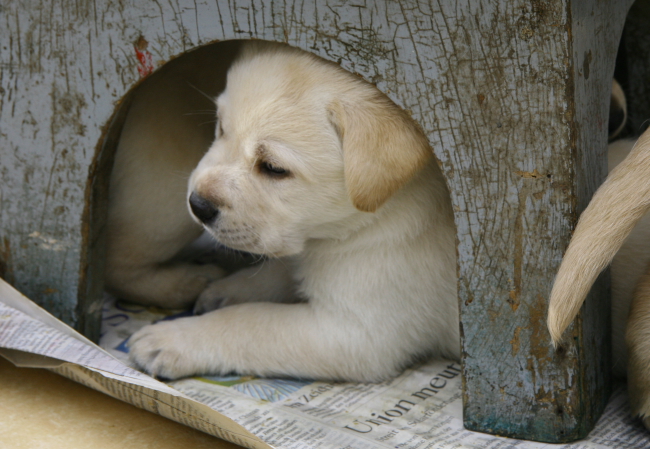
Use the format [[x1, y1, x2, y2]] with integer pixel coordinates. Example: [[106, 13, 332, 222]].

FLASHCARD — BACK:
[[456, 0, 630, 440], [0, 0, 631, 441]]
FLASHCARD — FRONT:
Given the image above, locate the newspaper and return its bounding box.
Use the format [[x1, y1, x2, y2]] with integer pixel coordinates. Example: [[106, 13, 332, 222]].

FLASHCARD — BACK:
[[1, 278, 649, 449]]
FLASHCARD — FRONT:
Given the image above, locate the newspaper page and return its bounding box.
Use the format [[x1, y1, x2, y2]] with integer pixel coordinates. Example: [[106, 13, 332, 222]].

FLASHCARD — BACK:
[[0, 280, 269, 449], [2, 277, 650, 449]]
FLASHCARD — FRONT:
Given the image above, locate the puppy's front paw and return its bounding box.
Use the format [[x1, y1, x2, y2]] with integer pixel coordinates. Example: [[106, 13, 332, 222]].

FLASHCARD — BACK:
[[194, 284, 229, 315], [193, 275, 258, 315], [128, 318, 210, 379]]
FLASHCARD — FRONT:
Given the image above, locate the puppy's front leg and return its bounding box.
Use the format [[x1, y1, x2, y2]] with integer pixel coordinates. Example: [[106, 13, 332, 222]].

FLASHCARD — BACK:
[[194, 257, 300, 314], [107, 260, 225, 309], [129, 302, 403, 382], [626, 268, 650, 429]]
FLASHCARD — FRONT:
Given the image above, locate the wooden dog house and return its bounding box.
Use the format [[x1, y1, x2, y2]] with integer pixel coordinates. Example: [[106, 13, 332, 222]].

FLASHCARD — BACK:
[[0, 0, 638, 443]]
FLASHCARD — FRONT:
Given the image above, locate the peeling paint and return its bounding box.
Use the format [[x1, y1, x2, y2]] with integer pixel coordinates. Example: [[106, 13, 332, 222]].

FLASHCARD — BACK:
[[28, 232, 70, 251]]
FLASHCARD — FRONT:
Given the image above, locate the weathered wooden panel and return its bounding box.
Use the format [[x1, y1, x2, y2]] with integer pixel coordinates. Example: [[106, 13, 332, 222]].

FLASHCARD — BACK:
[[0, 0, 630, 441], [456, 0, 629, 440]]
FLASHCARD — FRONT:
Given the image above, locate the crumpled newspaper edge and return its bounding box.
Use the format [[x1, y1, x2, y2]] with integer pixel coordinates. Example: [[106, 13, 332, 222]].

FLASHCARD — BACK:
[[0, 278, 270, 449]]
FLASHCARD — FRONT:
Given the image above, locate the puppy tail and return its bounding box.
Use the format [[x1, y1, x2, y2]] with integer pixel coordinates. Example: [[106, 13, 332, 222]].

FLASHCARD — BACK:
[[548, 128, 650, 346]]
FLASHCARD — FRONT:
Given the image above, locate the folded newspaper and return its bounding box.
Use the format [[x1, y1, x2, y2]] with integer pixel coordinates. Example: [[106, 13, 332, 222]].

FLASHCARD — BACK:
[[1, 277, 648, 449]]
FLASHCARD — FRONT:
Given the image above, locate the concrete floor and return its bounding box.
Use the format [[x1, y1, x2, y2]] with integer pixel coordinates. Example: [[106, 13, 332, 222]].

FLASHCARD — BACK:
[[0, 356, 244, 449]]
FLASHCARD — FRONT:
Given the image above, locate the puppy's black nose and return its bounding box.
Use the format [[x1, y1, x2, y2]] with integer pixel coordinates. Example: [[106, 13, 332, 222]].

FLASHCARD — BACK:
[[189, 192, 219, 224]]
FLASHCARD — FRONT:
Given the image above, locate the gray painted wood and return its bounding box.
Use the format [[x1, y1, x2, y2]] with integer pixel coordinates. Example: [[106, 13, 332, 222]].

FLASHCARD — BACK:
[[458, 0, 629, 441], [0, 0, 632, 442]]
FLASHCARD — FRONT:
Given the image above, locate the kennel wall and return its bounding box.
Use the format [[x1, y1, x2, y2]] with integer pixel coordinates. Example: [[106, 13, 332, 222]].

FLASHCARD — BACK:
[[0, 0, 633, 443]]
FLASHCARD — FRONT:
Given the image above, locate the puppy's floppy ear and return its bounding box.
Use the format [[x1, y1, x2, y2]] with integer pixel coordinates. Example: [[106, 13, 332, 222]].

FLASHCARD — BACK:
[[329, 93, 433, 212]]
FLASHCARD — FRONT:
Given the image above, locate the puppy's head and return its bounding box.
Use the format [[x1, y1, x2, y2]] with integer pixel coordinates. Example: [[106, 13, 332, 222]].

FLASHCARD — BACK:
[[188, 42, 432, 257]]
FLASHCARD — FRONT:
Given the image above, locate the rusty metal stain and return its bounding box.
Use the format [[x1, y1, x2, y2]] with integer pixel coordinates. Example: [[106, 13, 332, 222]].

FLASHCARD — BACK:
[[529, 294, 551, 361], [510, 326, 523, 356], [135, 35, 148, 51], [534, 385, 555, 405], [515, 169, 546, 179], [508, 290, 520, 312], [464, 288, 474, 306]]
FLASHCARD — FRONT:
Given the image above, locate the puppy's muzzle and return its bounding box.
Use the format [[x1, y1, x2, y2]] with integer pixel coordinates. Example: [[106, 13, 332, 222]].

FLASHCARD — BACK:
[[189, 192, 219, 224]]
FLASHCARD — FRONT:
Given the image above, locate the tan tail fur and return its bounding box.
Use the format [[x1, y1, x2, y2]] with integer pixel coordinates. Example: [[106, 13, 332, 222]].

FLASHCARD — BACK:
[[548, 128, 650, 345]]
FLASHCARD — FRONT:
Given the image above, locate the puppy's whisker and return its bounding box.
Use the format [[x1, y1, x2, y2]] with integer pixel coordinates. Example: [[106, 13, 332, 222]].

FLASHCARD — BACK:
[[187, 82, 217, 104], [183, 111, 218, 116], [249, 258, 267, 278], [251, 252, 266, 265], [275, 255, 291, 271], [250, 156, 260, 175], [640, 119, 650, 134], [234, 224, 268, 262], [169, 170, 193, 181], [199, 119, 219, 127]]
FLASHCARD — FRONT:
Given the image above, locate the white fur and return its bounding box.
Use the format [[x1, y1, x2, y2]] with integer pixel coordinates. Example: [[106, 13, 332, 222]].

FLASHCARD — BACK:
[[128, 42, 459, 382]]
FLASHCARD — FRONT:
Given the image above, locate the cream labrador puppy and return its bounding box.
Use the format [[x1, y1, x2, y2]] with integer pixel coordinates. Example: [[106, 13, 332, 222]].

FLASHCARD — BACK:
[[547, 126, 650, 426], [127, 42, 459, 382]]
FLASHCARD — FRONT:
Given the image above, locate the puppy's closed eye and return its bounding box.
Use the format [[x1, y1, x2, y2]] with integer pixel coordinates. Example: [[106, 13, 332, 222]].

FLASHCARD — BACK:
[[258, 160, 291, 178], [255, 144, 292, 179]]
